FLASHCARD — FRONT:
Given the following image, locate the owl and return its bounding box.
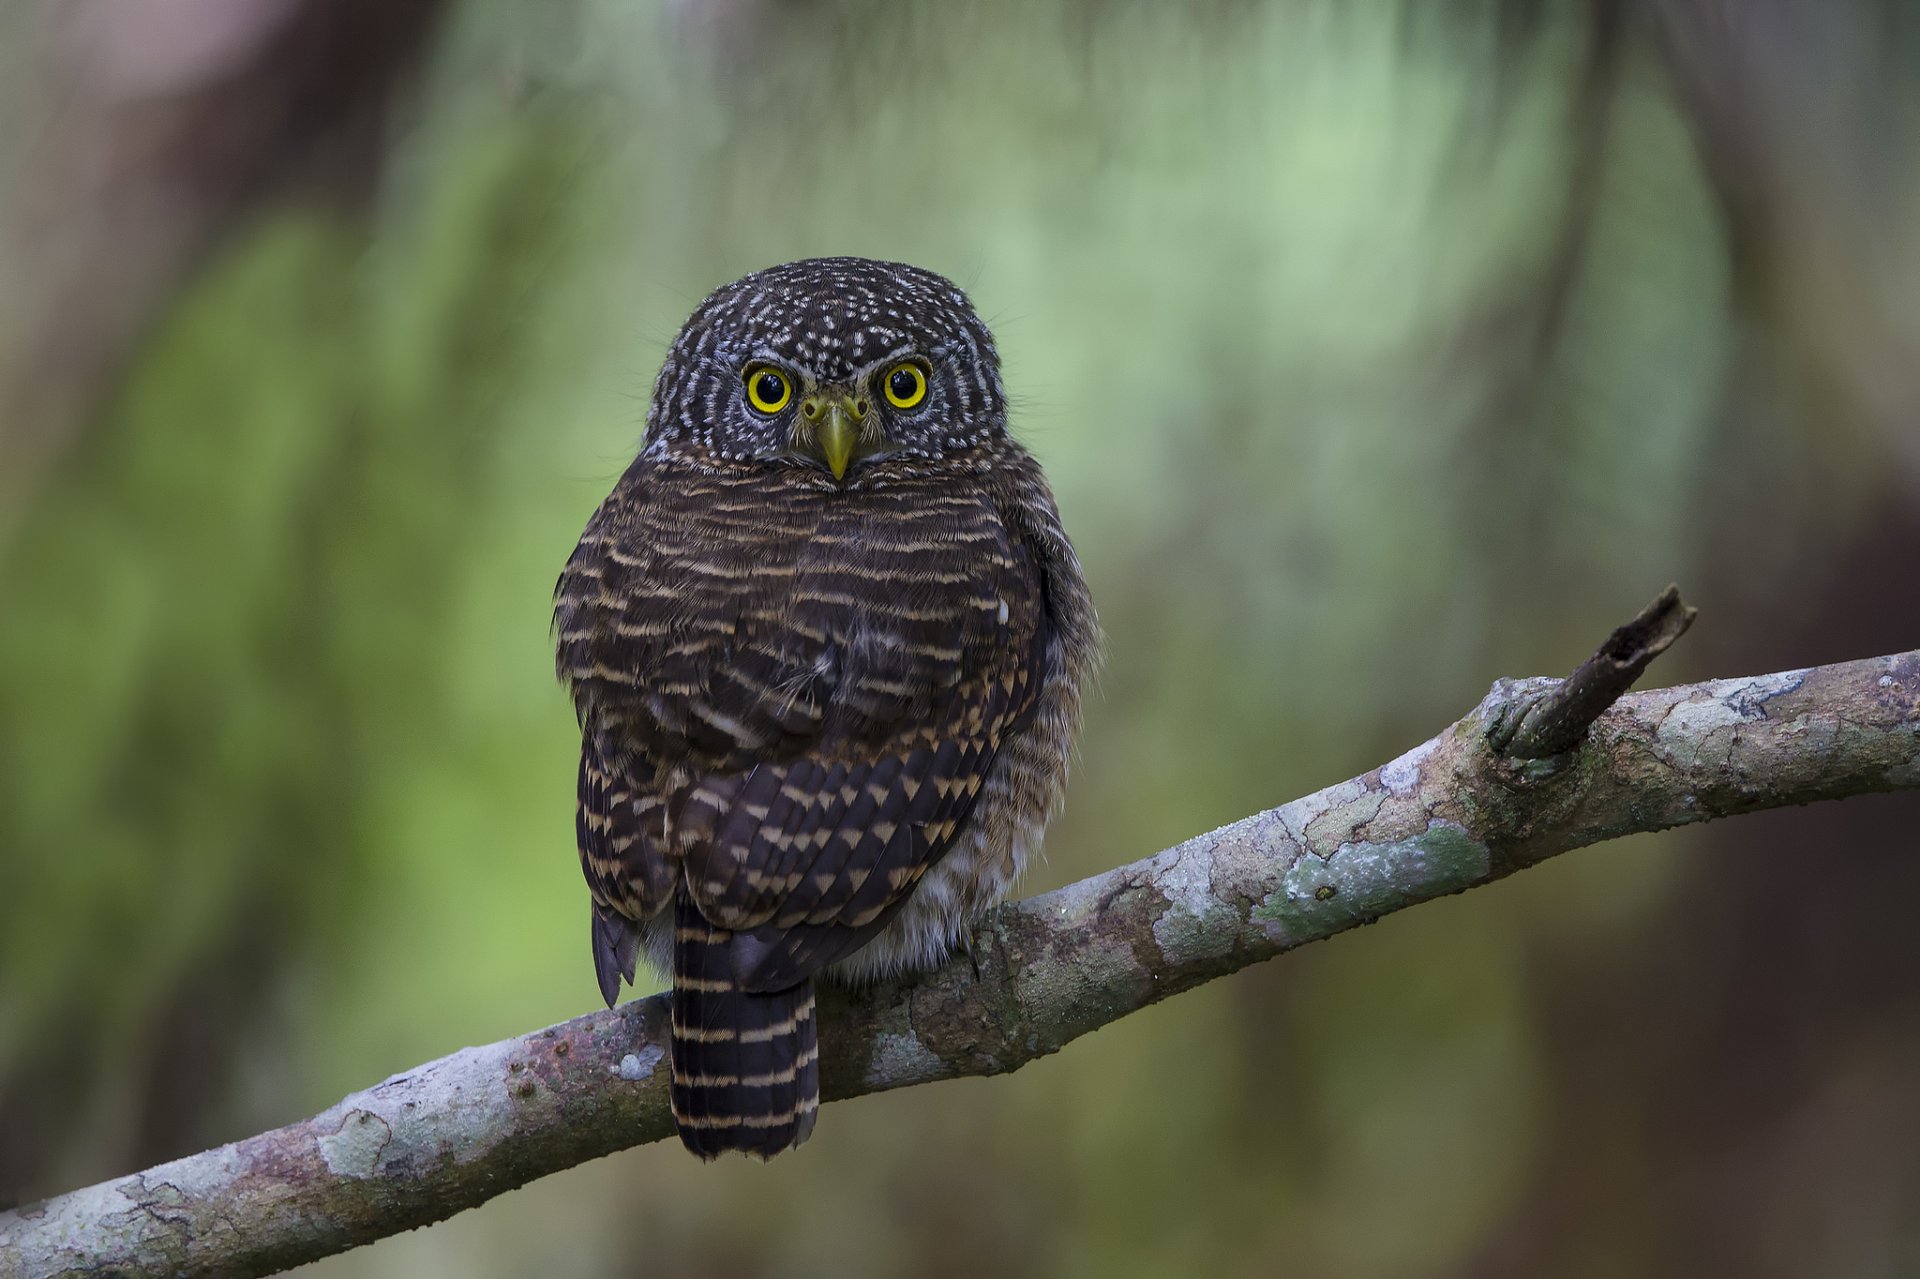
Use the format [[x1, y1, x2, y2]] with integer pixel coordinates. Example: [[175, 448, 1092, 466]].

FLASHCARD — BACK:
[[554, 257, 1099, 1159]]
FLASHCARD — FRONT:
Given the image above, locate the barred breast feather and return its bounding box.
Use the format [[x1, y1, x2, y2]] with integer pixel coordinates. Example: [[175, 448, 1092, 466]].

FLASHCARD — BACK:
[[555, 441, 1097, 1157]]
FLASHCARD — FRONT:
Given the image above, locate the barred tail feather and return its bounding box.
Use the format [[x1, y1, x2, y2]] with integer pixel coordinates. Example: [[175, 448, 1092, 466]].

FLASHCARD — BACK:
[[670, 895, 819, 1160]]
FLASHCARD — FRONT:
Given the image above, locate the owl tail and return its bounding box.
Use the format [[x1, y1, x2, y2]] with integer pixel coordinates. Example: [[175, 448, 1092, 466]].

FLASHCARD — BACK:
[[669, 894, 820, 1160]]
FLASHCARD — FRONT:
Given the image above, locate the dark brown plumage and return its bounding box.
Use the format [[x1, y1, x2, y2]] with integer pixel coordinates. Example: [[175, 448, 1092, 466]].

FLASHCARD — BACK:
[[555, 257, 1098, 1159]]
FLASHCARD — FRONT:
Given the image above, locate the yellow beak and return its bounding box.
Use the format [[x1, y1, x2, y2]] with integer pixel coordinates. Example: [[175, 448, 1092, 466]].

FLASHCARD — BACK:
[[816, 401, 858, 481]]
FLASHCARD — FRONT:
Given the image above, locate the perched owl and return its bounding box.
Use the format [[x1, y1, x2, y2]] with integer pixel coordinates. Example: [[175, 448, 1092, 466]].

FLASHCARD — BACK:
[[554, 257, 1099, 1159]]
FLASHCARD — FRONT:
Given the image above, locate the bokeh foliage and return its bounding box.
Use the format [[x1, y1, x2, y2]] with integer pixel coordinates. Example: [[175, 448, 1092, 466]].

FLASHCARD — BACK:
[[3, 3, 1917, 1276]]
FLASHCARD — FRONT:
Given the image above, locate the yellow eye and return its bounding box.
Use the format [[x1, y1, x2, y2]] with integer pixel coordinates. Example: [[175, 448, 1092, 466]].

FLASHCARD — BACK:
[[744, 366, 792, 415], [883, 362, 927, 410]]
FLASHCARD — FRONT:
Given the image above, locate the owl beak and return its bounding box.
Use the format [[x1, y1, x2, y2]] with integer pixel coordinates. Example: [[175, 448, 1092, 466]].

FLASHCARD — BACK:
[[803, 392, 873, 481], [817, 404, 858, 480]]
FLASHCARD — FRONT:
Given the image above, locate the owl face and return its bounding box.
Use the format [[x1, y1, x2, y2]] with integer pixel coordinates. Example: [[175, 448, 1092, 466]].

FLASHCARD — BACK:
[[645, 258, 1007, 480]]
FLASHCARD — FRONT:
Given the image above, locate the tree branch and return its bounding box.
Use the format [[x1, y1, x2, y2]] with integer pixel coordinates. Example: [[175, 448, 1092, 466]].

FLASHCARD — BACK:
[[1487, 583, 1697, 759], [6, 592, 1918, 1279]]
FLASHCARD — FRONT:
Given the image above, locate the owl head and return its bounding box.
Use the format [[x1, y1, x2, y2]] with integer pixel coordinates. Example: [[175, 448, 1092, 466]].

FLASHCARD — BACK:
[[644, 257, 1007, 480]]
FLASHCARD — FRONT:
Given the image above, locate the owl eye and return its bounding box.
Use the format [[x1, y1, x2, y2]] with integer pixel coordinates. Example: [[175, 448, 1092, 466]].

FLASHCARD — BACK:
[[744, 366, 792, 415], [883, 362, 928, 410]]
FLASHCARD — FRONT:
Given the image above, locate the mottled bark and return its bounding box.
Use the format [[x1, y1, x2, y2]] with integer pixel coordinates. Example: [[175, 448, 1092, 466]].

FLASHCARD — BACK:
[[4, 594, 1917, 1279]]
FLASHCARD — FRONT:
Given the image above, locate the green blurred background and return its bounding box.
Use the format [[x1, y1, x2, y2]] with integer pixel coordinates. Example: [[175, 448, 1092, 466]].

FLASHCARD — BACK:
[[4, 2, 1919, 1275]]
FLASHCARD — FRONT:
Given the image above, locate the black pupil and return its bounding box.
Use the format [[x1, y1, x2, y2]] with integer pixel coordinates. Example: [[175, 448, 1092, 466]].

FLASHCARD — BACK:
[[755, 372, 784, 405], [890, 368, 919, 401]]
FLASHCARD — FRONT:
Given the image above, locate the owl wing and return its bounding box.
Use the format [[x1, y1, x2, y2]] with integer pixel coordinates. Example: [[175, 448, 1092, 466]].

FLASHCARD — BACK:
[[577, 725, 672, 1004], [687, 612, 1048, 992], [680, 504, 1051, 992]]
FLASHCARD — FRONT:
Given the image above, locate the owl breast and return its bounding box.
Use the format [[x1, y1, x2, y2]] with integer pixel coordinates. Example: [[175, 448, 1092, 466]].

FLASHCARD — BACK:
[[556, 450, 1079, 981], [573, 469, 1035, 760]]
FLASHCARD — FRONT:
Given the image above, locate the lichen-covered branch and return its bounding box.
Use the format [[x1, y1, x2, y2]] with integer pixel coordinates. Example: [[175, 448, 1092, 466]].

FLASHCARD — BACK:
[[5, 598, 1918, 1279]]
